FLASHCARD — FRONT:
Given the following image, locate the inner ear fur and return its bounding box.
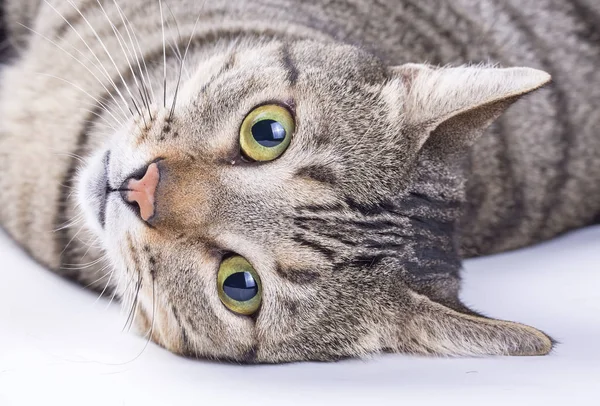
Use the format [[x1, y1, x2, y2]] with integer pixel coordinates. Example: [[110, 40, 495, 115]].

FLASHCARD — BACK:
[[389, 64, 552, 152], [394, 290, 553, 357], [426, 95, 520, 154]]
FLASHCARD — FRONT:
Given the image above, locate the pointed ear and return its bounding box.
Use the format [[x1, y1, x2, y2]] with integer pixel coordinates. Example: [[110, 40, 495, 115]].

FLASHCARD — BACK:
[[389, 64, 551, 151], [394, 291, 553, 356]]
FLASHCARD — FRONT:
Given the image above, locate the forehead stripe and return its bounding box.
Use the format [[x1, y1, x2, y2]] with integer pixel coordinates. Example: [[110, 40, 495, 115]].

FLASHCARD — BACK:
[[281, 45, 299, 86], [276, 265, 320, 284]]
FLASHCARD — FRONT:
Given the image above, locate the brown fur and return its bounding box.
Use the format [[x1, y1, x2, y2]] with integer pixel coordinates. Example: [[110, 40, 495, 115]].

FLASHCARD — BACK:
[[0, 0, 598, 362]]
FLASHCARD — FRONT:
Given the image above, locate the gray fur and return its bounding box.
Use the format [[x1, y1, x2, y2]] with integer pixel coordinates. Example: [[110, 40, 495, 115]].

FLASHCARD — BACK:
[[0, 0, 598, 362]]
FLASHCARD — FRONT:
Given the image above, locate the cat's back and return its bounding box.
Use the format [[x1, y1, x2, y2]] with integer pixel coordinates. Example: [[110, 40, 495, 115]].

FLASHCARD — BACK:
[[441, 0, 600, 255], [328, 0, 600, 254]]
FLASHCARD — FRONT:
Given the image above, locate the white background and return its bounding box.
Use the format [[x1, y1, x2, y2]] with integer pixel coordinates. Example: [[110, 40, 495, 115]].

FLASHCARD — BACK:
[[1, 227, 599, 406]]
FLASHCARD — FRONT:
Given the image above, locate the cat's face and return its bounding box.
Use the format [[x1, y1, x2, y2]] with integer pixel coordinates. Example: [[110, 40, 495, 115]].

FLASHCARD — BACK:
[[78, 40, 554, 362]]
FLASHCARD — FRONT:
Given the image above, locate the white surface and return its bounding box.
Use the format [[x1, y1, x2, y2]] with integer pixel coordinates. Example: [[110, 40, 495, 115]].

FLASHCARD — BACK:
[[0, 227, 599, 406]]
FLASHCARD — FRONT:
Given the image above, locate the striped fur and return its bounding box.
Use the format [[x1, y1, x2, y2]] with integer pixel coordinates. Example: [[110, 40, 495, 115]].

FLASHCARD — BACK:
[[0, 0, 598, 362]]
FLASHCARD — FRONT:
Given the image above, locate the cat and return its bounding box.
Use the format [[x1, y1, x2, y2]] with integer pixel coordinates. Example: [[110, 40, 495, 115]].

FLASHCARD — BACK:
[[0, 0, 598, 363]]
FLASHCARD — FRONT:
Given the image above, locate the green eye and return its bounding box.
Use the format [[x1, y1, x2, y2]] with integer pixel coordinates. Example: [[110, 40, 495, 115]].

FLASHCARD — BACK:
[[217, 255, 262, 316], [240, 104, 294, 161]]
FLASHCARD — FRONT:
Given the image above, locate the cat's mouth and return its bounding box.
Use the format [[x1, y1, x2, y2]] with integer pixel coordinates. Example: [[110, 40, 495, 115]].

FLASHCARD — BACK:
[[96, 151, 110, 227], [79, 150, 112, 229]]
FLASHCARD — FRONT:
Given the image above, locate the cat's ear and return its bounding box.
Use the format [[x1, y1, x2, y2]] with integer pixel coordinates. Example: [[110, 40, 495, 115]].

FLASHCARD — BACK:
[[388, 64, 551, 151], [393, 290, 553, 356]]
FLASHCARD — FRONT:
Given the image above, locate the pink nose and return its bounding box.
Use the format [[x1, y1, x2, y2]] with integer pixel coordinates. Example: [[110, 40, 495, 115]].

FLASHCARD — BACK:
[[124, 163, 160, 222]]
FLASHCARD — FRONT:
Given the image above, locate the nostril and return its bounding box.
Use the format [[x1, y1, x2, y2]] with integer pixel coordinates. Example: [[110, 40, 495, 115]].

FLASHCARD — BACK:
[[120, 162, 161, 222]]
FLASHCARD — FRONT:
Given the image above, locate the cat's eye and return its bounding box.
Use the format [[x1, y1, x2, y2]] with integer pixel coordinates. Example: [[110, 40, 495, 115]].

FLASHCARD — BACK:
[[217, 255, 262, 315], [239, 104, 294, 161]]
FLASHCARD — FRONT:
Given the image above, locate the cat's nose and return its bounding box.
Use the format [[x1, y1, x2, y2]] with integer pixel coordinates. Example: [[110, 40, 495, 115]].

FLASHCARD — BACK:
[[120, 162, 160, 222]]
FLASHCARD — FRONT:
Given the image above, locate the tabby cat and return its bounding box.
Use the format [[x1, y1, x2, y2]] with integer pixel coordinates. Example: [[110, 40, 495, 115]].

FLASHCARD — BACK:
[[0, 0, 598, 363]]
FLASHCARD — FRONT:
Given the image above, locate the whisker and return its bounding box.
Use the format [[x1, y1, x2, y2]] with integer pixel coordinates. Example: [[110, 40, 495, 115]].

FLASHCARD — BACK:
[[61, 252, 106, 267], [137, 87, 150, 119], [95, 268, 117, 305], [105, 275, 121, 308], [159, 0, 167, 108], [124, 272, 142, 331], [59, 183, 77, 190], [114, 1, 157, 109], [36, 73, 124, 127], [39, 2, 132, 122], [169, 10, 203, 120], [94, 0, 148, 124], [53, 212, 85, 231], [112, 0, 154, 119], [165, 3, 184, 62], [20, 21, 127, 125], [115, 276, 157, 365], [78, 92, 124, 122], [61, 257, 105, 270], [82, 113, 118, 132], [133, 276, 157, 364], [54, 151, 86, 164], [59, 223, 87, 254], [64, 0, 140, 118], [150, 277, 157, 349], [136, 276, 158, 360], [53, 220, 84, 235], [82, 265, 113, 289], [80, 236, 101, 261], [66, 189, 78, 202]]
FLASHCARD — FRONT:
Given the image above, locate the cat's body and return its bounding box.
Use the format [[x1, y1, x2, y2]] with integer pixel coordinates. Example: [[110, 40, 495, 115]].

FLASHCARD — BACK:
[[0, 0, 598, 362]]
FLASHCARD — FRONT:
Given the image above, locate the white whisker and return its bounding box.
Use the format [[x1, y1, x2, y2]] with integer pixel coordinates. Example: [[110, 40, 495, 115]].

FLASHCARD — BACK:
[[112, 0, 154, 118], [123, 277, 157, 364], [105, 276, 121, 308], [159, 0, 167, 108], [36, 73, 124, 127], [134, 277, 158, 361], [94, 0, 147, 122], [124, 272, 142, 331], [114, 1, 157, 108], [54, 151, 86, 164], [61, 256, 105, 271], [40, 1, 132, 122], [110, 276, 157, 366], [20, 21, 128, 126], [59, 183, 77, 190], [165, 3, 184, 62], [95, 267, 118, 305], [80, 236, 101, 261], [82, 112, 118, 131], [64, 0, 140, 118], [170, 8, 203, 120], [59, 223, 86, 254], [53, 214, 85, 232], [83, 265, 112, 289]]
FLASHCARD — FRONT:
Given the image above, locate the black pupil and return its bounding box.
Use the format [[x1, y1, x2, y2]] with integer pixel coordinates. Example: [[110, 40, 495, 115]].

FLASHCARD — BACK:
[[223, 272, 258, 302], [251, 119, 286, 147]]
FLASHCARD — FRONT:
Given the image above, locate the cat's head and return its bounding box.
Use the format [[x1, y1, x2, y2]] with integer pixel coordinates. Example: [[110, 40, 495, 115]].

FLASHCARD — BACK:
[[77, 40, 553, 362]]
